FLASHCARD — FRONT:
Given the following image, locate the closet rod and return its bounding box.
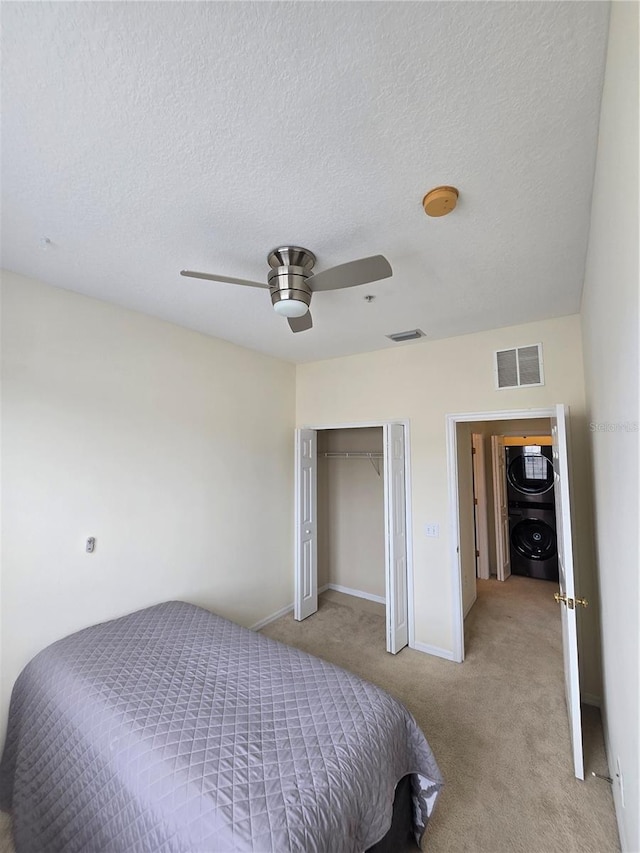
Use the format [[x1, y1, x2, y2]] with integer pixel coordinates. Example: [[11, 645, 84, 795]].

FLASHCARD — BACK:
[[321, 451, 382, 476], [322, 451, 383, 458]]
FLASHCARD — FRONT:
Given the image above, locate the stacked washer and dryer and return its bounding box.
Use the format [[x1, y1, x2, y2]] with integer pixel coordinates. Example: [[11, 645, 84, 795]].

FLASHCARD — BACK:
[[505, 444, 559, 582]]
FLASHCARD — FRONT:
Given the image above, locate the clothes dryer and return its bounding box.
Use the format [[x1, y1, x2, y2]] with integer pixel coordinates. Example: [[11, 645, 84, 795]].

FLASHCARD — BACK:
[[509, 506, 558, 581], [506, 444, 555, 506]]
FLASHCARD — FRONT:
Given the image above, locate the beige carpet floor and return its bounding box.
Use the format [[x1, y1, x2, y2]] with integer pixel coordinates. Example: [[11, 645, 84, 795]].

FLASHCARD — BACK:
[[0, 577, 619, 852], [261, 579, 619, 853]]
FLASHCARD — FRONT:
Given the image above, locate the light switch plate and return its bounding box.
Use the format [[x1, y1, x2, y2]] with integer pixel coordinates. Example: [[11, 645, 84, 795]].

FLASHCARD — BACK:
[[424, 523, 439, 538]]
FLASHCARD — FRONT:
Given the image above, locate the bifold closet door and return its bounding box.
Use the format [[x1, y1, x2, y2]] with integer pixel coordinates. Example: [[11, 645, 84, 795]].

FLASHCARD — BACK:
[[294, 429, 318, 621], [384, 423, 408, 654]]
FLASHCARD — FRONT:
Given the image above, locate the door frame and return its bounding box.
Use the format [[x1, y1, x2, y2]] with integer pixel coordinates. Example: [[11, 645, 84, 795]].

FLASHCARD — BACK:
[[446, 407, 557, 662], [296, 419, 415, 650]]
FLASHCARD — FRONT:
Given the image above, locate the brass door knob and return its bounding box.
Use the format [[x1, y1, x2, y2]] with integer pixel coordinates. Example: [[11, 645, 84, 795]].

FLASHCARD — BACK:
[[554, 592, 589, 608]]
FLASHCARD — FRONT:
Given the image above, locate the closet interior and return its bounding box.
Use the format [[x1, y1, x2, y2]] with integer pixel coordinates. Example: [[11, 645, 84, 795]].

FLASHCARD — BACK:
[[317, 427, 385, 604]]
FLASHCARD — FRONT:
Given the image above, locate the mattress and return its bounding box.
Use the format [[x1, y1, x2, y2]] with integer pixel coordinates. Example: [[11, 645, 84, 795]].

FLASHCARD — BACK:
[[0, 600, 442, 852]]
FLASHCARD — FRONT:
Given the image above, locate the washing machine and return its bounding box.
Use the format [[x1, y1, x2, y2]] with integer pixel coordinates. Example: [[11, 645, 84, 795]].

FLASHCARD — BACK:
[[506, 444, 555, 506], [509, 506, 559, 581]]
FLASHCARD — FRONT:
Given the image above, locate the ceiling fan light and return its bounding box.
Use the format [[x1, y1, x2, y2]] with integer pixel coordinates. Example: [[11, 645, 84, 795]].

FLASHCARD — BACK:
[[273, 299, 309, 318]]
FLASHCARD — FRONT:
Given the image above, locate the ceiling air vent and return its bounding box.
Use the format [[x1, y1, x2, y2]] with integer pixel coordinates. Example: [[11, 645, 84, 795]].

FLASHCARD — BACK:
[[386, 329, 425, 343], [494, 343, 544, 389]]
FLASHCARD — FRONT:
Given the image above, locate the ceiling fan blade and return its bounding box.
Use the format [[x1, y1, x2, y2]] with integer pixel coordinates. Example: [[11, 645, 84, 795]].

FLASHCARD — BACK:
[[288, 311, 313, 333], [180, 270, 268, 289], [308, 255, 392, 292]]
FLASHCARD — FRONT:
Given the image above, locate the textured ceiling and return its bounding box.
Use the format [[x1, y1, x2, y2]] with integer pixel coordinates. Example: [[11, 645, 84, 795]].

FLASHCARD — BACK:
[[1, 1, 610, 363]]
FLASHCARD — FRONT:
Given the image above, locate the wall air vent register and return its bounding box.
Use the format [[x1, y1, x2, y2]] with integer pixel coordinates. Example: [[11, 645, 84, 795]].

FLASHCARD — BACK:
[[494, 344, 544, 389]]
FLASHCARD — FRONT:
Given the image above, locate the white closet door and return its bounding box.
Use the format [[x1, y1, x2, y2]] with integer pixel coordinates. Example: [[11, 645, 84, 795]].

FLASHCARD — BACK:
[[294, 429, 318, 621], [491, 435, 511, 581], [552, 404, 584, 780], [384, 423, 408, 653]]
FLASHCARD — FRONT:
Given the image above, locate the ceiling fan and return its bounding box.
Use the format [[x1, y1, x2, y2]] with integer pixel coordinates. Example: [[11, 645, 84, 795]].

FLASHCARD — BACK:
[[180, 246, 392, 333]]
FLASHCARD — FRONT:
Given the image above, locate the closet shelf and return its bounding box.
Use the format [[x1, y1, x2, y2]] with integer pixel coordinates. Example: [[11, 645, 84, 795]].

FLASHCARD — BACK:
[[322, 451, 382, 476]]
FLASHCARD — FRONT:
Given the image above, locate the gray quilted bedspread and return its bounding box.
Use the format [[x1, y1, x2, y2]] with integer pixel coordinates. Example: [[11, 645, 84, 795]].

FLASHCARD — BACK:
[[0, 601, 442, 852]]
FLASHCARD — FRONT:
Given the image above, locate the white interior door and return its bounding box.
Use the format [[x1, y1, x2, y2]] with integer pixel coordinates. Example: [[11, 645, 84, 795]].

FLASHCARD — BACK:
[[294, 429, 318, 621], [552, 404, 584, 780], [491, 435, 511, 581], [471, 433, 490, 580], [384, 423, 408, 654]]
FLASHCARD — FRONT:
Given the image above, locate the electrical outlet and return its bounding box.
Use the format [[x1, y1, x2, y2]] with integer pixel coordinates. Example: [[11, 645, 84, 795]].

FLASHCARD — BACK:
[[616, 757, 625, 808], [424, 523, 440, 538], [86, 537, 96, 553]]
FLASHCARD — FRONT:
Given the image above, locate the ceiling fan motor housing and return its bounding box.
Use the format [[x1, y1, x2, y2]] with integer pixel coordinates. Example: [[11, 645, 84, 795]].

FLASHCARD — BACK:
[[181, 244, 391, 330], [268, 266, 312, 317]]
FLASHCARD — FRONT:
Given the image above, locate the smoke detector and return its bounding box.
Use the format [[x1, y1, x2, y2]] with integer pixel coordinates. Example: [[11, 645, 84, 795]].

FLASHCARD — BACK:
[[422, 186, 459, 217]]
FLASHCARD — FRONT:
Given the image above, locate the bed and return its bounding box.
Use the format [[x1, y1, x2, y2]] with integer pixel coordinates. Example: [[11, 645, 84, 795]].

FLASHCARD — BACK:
[[0, 600, 442, 852]]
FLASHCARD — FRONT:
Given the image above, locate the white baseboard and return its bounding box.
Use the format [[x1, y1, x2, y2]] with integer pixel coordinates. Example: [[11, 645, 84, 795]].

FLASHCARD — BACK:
[[324, 583, 385, 605], [250, 583, 359, 631], [411, 640, 457, 661], [252, 588, 456, 668], [603, 721, 628, 852], [249, 602, 294, 631], [582, 692, 602, 708]]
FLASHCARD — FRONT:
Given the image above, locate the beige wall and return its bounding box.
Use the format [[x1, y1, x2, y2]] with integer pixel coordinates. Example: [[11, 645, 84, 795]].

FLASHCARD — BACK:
[[0, 271, 296, 748], [317, 428, 384, 598], [580, 3, 639, 848], [296, 314, 600, 696]]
